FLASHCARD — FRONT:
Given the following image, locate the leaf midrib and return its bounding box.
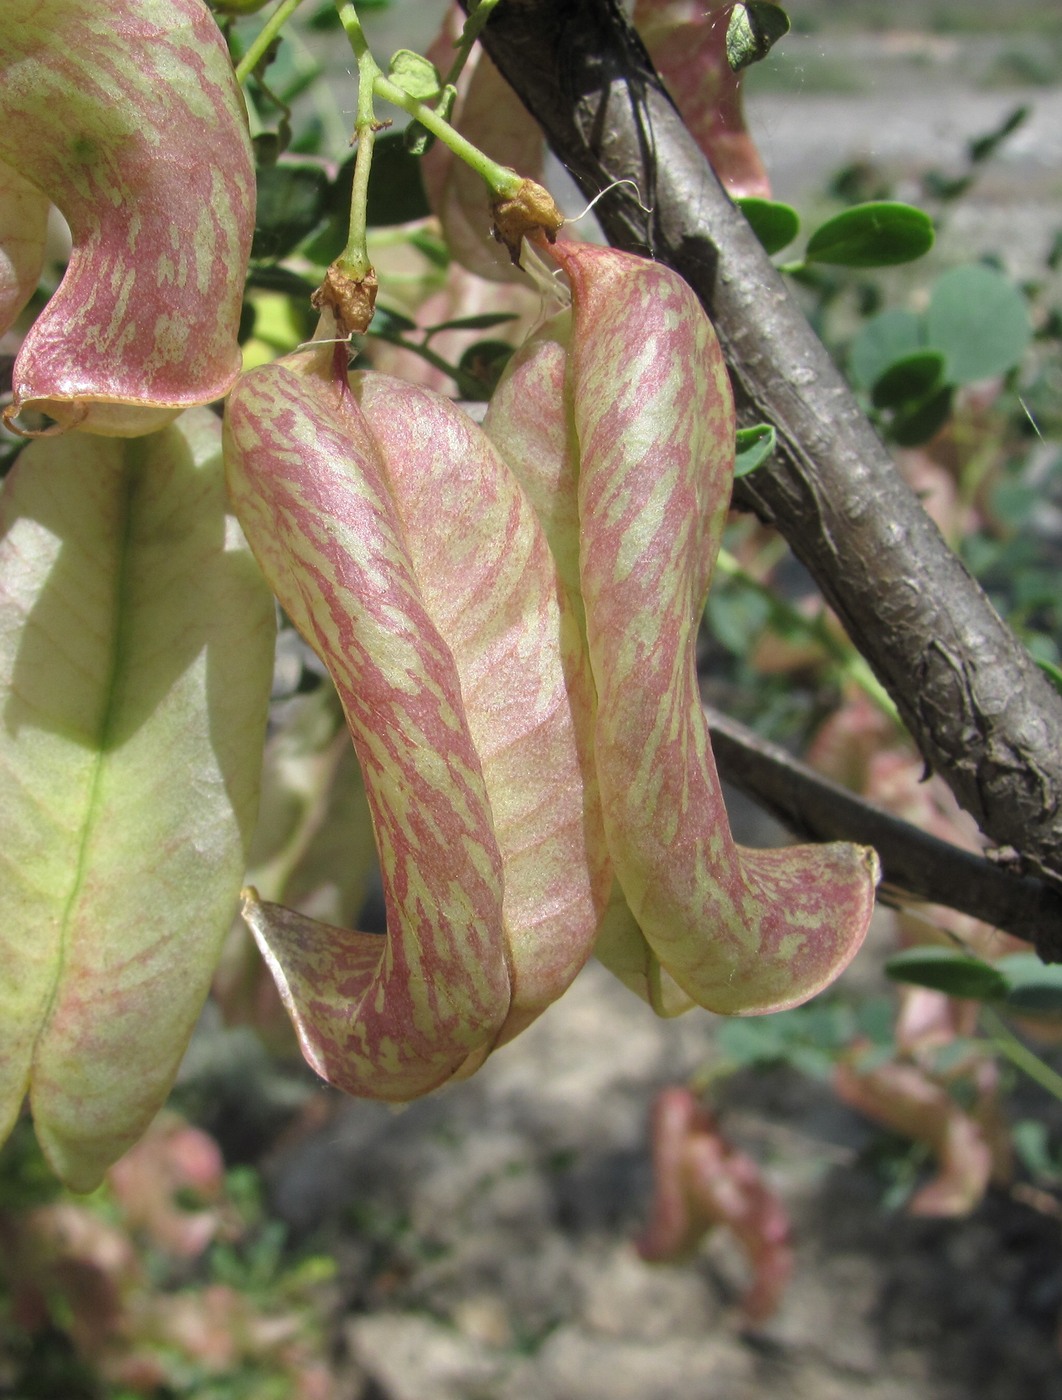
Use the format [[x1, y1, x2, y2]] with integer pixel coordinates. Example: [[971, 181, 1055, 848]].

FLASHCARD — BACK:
[[35, 450, 137, 1049]]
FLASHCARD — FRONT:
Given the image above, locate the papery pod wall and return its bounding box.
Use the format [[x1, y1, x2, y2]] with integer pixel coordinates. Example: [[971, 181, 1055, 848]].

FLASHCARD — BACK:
[[0, 0, 254, 436], [224, 340, 609, 1099], [485, 241, 878, 1015], [224, 238, 878, 1104]]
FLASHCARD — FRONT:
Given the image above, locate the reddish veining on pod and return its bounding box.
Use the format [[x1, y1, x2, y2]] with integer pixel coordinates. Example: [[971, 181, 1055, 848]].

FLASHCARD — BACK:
[[226, 239, 878, 1099], [224, 343, 607, 1098], [491, 241, 878, 1014], [1, 0, 254, 436]]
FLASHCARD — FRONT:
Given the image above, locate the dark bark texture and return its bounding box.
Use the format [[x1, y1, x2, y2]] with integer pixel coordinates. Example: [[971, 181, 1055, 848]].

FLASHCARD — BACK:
[[465, 0, 1062, 956]]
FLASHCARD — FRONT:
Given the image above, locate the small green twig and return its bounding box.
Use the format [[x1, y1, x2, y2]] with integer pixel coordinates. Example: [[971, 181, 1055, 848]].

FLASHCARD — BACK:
[[372, 71, 522, 200], [328, 4, 389, 281], [713, 547, 900, 721], [332, 2, 383, 280], [980, 1005, 1062, 1102], [332, 0, 519, 202], [234, 0, 306, 85], [444, 0, 504, 89]]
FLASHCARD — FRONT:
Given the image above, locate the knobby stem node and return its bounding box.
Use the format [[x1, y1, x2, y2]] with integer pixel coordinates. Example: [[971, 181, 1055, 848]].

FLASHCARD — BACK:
[[306, 1, 566, 327], [310, 263, 378, 340]]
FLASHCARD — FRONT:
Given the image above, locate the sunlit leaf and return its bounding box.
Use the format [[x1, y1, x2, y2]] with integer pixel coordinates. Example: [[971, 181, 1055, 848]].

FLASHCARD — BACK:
[[387, 49, 442, 102], [0, 409, 275, 1189], [0, 0, 254, 436], [725, 2, 791, 73], [734, 423, 776, 477], [805, 202, 934, 269], [735, 197, 800, 254]]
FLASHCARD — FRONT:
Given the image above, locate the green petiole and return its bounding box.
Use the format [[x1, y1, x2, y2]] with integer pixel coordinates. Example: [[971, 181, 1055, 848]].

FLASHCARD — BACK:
[[234, 0, 307, 85]]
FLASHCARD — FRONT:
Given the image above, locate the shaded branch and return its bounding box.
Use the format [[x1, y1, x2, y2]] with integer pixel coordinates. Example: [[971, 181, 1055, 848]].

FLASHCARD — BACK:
[[467, 0, 1062, 948], [706, 705, 1062, 957]]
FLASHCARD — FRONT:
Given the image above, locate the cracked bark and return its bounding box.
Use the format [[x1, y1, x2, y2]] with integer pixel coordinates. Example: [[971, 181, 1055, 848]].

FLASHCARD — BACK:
[[464, 0, 1062, 957]]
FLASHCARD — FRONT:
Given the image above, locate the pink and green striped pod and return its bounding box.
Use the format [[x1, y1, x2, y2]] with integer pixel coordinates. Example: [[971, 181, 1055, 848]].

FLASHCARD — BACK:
[[223, 344, 609, 1099], [0, 0, 253, 436], [487, 241, 878, 1015], [0, 164, 48, 341]]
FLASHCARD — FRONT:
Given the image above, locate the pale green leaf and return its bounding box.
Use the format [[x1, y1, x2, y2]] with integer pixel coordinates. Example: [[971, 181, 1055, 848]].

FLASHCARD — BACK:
[[388, 49, 442, 101], [0, 409, 275, 1189]]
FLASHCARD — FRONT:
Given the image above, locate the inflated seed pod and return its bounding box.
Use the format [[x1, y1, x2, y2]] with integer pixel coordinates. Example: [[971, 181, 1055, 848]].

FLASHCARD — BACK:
[[223, 341, 608, 1100], [486, 241, 879, 1014]]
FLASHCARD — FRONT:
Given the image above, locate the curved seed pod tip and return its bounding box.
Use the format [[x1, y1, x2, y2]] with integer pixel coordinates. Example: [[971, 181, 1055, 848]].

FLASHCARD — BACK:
[[0, 0, 254, 436]]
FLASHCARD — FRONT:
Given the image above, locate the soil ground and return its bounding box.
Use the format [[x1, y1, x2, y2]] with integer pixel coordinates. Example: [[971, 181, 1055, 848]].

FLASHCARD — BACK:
[[235, 943, 1062, 1400]]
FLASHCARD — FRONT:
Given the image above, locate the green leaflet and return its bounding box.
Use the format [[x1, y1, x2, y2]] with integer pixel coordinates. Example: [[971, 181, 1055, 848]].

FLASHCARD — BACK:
[[0, 410, 275, 1189]]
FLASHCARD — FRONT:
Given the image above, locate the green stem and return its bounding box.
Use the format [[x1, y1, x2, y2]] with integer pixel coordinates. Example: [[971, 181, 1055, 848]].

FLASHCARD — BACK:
[[234, 0, 306, 85], [370, 331, 483, 400], [372, 71, 522, 199], [332, 2, 383, 280], [444, 0, 505, 88], [328, 0, 527, 283], [713, 547, 900, 721], [981, 1005, 1062, 1102]]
